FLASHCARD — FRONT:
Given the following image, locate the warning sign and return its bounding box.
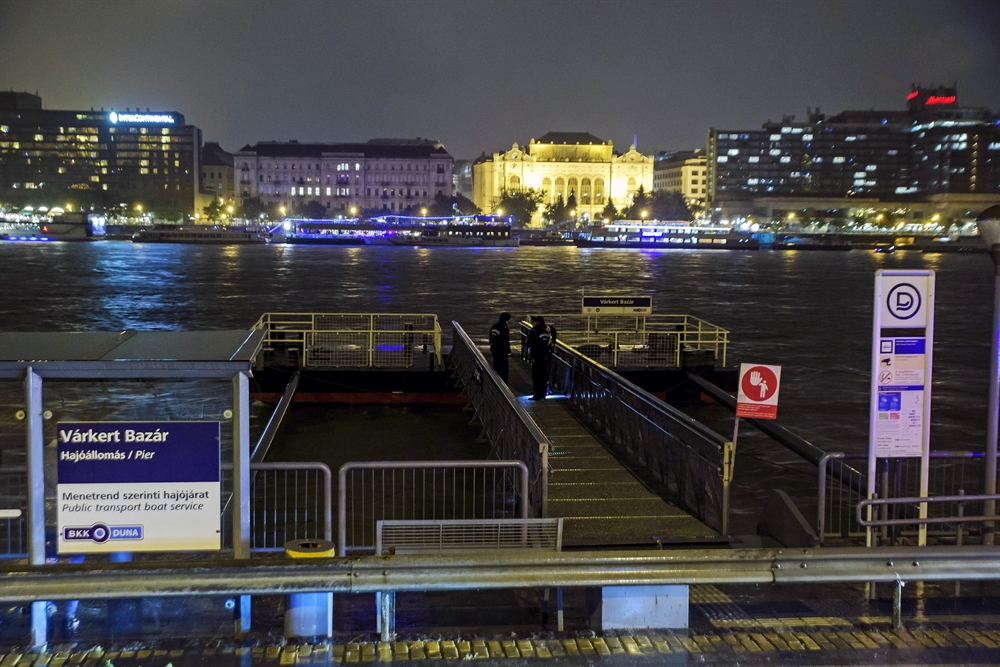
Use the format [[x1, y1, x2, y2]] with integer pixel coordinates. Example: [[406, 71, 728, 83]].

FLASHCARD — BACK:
[[736, 363, 782, 419]]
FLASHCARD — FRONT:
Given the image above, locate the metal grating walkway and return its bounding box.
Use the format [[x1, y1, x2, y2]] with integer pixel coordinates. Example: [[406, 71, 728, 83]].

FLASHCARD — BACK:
[[507, 360, 717, 547]]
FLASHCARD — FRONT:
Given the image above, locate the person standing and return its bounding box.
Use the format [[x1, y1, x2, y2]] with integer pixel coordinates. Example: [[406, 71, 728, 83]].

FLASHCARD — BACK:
[[526, 316, 557, 400], [489, 312, 512, 383]]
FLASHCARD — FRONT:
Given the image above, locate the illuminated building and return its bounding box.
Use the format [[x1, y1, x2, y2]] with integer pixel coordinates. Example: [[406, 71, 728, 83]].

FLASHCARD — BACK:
[[233, 139, 454, 215], [0, 92, 201, 216], [200, 142, 234, 207], [654, 149, 707, 215], [472, 132, 654, 225], [707, 86, 1000, 222]]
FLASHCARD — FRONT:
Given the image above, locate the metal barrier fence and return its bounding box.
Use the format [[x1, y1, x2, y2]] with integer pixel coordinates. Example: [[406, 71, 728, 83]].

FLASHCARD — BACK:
[[526, 324, 730, 535], [1, 462, 331, 558], [450, 322, 549, 518], [338, 461, 529, 557], [818, 451, 987, 545], [525, 314, 729, 369], [375, 518, 563, 554], [253, 312, 443, 369]]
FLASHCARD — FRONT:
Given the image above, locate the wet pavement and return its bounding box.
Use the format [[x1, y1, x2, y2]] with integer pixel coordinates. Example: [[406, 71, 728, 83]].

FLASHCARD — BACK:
[[2, 580, 999, 665]]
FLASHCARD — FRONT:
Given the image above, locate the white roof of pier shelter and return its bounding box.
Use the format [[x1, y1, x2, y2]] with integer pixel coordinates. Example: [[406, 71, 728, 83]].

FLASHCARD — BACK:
[[0, 330, 265, 378]]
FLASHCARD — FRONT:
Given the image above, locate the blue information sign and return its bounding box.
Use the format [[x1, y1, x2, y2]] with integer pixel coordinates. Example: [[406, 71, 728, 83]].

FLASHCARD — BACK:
[[56, 421, 221, 553]]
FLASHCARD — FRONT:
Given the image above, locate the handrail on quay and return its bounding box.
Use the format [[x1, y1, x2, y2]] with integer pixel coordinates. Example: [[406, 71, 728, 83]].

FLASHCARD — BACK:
[[524, 321, 730, 534], [450, 321, 550, 518], [818, 451, 990, 545], [527, 313, 730, 368], [253, 312, 443, 369], [857, 494, 1000, 527], [0, 546, 996, 602]]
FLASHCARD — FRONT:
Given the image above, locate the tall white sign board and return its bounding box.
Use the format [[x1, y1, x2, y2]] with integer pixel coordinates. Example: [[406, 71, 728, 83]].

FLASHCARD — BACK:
[[868, 270, 934, 544]]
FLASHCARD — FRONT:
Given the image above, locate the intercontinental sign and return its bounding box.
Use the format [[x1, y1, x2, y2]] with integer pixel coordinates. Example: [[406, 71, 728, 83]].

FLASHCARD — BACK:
[[109, 111, 176, 124]]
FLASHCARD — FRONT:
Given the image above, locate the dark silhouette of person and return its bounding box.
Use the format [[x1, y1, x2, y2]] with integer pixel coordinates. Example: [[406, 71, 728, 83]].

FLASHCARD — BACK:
[[489, 312, 512, 383], [526, 316, 557, 400]]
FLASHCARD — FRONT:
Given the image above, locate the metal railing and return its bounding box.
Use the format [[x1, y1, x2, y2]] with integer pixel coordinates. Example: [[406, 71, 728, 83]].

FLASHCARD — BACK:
[[857, 494, 1000, 527], [253, 312, 443, 369], [525, 314, 729, 369], [528, 325, 730, 535], [3, 546, 997, 602], [818, 451, 987, 545], [375, 518, 563, 555], [338, 461, 530, 557], [0, 466, 26, 559], [1, 462, 331, 558], [450, 322, 550, 517]]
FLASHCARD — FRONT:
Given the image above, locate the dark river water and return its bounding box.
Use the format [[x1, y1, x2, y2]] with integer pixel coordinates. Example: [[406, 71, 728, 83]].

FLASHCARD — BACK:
[[0, 241, 992, 460]]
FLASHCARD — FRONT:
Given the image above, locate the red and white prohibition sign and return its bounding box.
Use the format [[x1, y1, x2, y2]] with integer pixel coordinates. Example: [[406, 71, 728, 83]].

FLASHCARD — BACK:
[[736, 363, 782, 420]]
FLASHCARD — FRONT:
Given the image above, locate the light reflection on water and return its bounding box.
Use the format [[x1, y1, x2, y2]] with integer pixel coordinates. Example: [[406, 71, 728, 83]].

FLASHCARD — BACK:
[[0, 242, 992, 460]]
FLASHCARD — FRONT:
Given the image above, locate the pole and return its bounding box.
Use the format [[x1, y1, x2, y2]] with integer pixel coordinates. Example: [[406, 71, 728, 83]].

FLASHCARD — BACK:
[[985, 248, 1000, 546]]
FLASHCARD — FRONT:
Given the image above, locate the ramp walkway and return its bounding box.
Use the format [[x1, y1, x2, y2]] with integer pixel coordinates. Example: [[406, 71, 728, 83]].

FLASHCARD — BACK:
[[506, 360, 717, 547]]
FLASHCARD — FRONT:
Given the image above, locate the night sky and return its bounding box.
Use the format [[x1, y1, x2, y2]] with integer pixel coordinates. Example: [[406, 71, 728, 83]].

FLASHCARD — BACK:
[[2, 0, 998, 159]]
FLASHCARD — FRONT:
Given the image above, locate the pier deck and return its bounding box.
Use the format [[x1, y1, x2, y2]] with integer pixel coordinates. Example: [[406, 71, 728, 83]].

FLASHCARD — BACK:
[[507, 360, 717, 547]]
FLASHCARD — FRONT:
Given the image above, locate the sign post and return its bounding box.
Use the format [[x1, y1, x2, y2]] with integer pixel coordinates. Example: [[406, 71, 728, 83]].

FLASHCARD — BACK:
[[868, 270, 935, 547], [726, 363, 782, 534], [581, 296, 652, 315], [56, 421, 221, 553]]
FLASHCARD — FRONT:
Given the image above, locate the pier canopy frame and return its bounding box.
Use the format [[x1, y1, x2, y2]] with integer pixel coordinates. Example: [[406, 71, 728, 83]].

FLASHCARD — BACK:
[[522, 314, 729, 370], [0, 329, 265, 562]]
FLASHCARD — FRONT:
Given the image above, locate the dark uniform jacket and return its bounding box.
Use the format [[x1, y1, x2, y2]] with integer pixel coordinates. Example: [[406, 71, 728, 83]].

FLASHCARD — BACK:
[[526, 324, 557, 361], [489, 320, 511, 357]]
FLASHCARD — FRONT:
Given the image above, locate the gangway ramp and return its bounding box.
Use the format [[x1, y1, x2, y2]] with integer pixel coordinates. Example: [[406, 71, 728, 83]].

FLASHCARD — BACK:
[[507, 360, 718, 547]]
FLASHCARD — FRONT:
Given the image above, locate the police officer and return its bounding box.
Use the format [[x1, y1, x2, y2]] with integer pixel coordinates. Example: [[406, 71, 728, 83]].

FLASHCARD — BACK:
[[489, 312, 512, 383], [526, 316, 557, 400]]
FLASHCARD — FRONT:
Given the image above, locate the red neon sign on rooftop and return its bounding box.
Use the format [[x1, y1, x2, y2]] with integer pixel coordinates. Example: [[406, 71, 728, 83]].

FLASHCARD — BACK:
[[926, 95, 957, 105], [906, 91, 919, 101]]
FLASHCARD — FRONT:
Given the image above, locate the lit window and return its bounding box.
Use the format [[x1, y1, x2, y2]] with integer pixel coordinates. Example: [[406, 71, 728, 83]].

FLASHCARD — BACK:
[[727, 149, 739, 156], [780, 156, 791, 163], [769, 149, 781, 156], [326, 187, 331, 196], [769, 134, 781, 141], [833, 157, 846, 163], [748, 156, 759, 163], [802, 134, 813, 141]]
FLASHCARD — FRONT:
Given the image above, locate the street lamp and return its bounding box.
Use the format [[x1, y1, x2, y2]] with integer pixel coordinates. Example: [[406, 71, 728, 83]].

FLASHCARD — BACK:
[[350, 206, 358, 218], [640, 210, 648, 221], [976, 205, 1000, 545], [421, 207, 428, 217], [280, 206, 286, 218]]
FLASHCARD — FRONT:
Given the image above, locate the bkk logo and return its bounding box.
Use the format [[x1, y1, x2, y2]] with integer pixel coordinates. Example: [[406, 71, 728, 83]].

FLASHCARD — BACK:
[[886, 283, 922, 320], [63, 523, 143, 543]]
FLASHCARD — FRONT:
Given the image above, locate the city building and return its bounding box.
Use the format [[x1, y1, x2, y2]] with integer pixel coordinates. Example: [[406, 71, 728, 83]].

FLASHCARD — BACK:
[[706, 86, 1000, 224], [452, 158, 473, 199], [653, 149, 707, 215], [233, 139, 453, 216], [0, 92, 201, 216], [472, 132, 654, 225], [200, 141, 234, 208]]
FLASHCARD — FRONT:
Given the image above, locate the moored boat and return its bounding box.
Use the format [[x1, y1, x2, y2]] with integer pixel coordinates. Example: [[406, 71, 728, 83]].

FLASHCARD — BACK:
[[131, 226, 269, 244], [575, 220, 758, 250]]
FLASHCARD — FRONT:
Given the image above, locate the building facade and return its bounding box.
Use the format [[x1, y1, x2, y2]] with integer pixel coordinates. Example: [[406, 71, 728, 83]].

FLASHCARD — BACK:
[[233, 139, 453, 216], [472, 132, 654, 225], [0, 92, 201, 216], [653, 149, 707, 214], [706, 86, 1000, 222], [200, 141, 234, 207]]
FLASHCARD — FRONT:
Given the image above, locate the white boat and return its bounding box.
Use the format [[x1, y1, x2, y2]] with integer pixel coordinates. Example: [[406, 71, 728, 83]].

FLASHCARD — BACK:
[[389, 223, 518, 247], [131, 226, 269, 244]]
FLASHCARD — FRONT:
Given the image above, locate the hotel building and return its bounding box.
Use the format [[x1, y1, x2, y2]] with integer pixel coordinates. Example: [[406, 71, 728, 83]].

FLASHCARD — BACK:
[[0, 92, 201, 216], [707, 86, 1000, 223]]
